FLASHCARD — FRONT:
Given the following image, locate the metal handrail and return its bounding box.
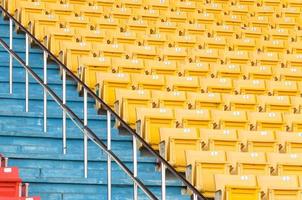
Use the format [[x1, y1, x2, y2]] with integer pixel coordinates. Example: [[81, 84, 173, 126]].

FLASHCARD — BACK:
[[0, 5, 206, 199], [0, 37, 158, 200]]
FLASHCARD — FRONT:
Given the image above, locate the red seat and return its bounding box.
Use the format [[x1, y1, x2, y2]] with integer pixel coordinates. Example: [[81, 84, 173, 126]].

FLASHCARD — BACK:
[[0, 197, 41, 200], [0, 167, 22, 197]]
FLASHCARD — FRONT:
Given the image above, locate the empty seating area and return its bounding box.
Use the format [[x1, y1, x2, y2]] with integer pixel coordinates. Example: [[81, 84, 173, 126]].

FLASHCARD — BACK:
[[4, 0, 302, 199], [0, 155, 40, 200]]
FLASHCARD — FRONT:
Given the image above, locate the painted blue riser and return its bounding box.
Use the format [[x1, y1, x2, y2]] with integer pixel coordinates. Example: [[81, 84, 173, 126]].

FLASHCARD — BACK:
[[0, 12, 190, 200]]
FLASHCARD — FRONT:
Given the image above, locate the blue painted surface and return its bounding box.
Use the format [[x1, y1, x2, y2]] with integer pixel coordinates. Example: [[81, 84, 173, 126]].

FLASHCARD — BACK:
[[0, 13, 190, 200]]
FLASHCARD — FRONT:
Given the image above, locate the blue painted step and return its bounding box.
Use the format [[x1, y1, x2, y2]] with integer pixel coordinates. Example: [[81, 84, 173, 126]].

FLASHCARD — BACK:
[[0, 12, 190, 200]]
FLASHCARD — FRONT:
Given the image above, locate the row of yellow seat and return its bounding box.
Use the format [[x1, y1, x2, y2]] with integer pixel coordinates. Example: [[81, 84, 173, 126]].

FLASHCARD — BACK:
[[114, 88, 302, 112], [195, 172, 302, 199], [161, 129, 302, 170], [186, 150, 302, 200], [95, 72, 302, 107]]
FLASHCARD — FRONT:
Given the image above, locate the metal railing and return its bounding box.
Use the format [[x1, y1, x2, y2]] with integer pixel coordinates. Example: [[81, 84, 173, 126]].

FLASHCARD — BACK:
[[0, 5, 207, 200]]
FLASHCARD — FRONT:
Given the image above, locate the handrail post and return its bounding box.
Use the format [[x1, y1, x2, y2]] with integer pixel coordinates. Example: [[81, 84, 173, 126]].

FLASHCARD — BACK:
[[133, 135, 138, 200], [84, 88, 88, 178], [161, 162, 166, 200], [43, 51, 47, 133], [62, 68, 67, 154], [9, 18, 13, 94], [25, 33, 29, 112], [107, 110, 111, 200]]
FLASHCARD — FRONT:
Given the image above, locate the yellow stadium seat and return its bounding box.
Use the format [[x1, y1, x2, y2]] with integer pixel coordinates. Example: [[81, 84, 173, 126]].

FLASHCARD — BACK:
[[145, 60, 177, 75], [170, 35, 197, 48], [78, 56, 112, 91], [261, 0, 281, 7], [273, 16, 296, 30], [164, 10, 187, 24], [65, 16, 90, 30], [280, 7, 300, 19], [240, 26, 263, 40], [160, 47, 187, 62], [93, 43, 125, 58], [285, 54, 302, 68], [238, 130, 278, 152], [4, 0, 28, 15], [120, 0, 143, 10], [126, 45, 157, 60], [249, 112, 285, 131], [200, 128, 240, 151], [254, 52, 280, 67], [181, 23, 206, 36], [141, 33, 168, 47], [192, 48, 221, 63], [285, 113, 302, 132], [80, 29, 106, 44], [48, 3, 74, 20], [200, 78, 233, 93], [144, 0, 169, 14], [261, 39, 287, 54], [257, 175, 301, 200], [285, 0, 302, 8], [96, 17, 119, 33], [274, 67, 302, 81], [178, 62, 210, 77], [267, 80, 300, 96], [203, 3, 223, 16], [166, 76, 200, 92], [247, 16, 270, 30], [152, 91, 187, 109], [136, 108, 175, 150], [267, 28, 290, 41], [231, 38, 257, 52], [257, 95, 292, 112], [18, 2, 45, 28], [79, 5, 104, 23], [125, 19, 148, 35], [237, 0, 257, 5], [291, 96, 302, 113], [115, 89, 152, 128], [212, 110, 248, 130], [234, 79, 267, 95], [191, 12, 215, 27], [277, 132, 302, 153], [211, 64, 242, 79], [48, 28, 76, 57], [215, 175, 260, 200], [137, 8, 160, 24], [222, 14, 243, 28], [187, 92, 223, 109], [66, 0, 90, 6], [202, 36, 227, 51], [112, 58, 145, 74], [227, 152, 270, 175], [186, 150, 228, 198], [223, 94, 257, 111], [95, 72, 131, 108], [175, 109, 212, 128], [63, 42, 92, 74], [31, 14, 59, 42], [155, 21, 178, 35], [111, 7, 132, 24], [94, 0, 115, 10], [159, 128, 200, 172], [288, 41, 302, 54], [131, 74, 166, 90], [242, 65, 273, 80], [174, 1, 197, 13], [228, 5, 249, 18], [252, 5, 275, 19], [224, 51, 251, 65]]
